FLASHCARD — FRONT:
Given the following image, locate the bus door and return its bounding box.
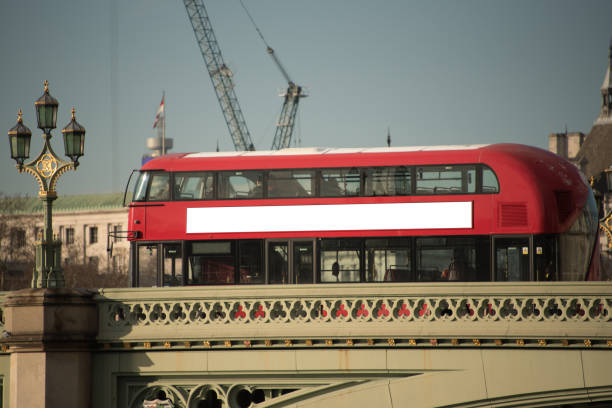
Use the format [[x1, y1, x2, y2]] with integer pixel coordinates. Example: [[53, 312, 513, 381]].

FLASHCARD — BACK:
[[493, 236, 531, 281], [129, 204, 147, 239], [136, 243, 183, 287], [163, 243, 183, 286], [267, 240, 315, 284], [137, 243, 159, 287], [293, 241, 314, 284]]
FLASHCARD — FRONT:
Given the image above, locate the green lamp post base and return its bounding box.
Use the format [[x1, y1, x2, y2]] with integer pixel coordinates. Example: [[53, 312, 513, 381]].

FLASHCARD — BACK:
[[33, 237, 64, 289]]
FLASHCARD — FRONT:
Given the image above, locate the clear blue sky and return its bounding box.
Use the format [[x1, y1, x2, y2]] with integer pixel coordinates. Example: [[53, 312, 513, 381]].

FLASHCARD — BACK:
[[1, 0, 611, 196]]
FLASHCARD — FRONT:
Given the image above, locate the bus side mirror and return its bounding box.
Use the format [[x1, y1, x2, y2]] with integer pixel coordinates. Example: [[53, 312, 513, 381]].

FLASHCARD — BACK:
[[123, 169, 139, 207]]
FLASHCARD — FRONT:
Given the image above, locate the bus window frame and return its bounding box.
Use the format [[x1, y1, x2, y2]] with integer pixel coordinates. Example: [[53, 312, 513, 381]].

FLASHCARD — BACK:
[[238, 239, 265, 284], [132, 171, 151, 202], [318, 238, 363, 283], [217, 170, 265, 200], [267, 169, 315, 199], [492, 235, 533, 281], [318, 167, 362, 198], [131, 170, 171, 203], [174, 171, 216, 201], [481, 165, 500, 194], [364, 166, 412, 197], [133, 241, 187, 287], [265, 239, 316, 284], [163, 242, 185, 286], [364, 237, 413, 282], [135, 242, 160, 287], [186, 240, 236, 285], [135, 163, 500, 203], [129, 233, 565, 287]]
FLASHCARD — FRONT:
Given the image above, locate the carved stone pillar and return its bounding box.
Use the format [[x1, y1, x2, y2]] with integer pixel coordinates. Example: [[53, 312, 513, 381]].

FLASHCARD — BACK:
[[2, 288, 97, 407]]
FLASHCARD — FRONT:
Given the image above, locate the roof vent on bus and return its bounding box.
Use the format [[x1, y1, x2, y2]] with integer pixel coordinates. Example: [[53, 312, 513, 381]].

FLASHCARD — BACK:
[[554, 190, 573, 223], [499, 203, 528, 227]]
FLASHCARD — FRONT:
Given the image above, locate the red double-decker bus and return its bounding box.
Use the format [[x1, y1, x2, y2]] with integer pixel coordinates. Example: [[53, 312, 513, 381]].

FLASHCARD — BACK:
[[125, 143, 600, 287]]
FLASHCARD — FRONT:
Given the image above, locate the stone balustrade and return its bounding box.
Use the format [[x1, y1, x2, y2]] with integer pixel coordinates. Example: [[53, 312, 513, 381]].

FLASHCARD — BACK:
[[0, 284, 611, 407], [95, 282, 612, 349]]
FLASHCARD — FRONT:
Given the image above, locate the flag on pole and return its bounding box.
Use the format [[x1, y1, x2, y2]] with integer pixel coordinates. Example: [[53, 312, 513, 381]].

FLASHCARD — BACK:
[[153, 96, 165, 129]]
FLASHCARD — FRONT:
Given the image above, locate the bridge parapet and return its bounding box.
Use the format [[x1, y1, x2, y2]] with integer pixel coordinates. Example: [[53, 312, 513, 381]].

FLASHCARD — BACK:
[[96, 282, 612, 350], [0, 285, 611, 407]]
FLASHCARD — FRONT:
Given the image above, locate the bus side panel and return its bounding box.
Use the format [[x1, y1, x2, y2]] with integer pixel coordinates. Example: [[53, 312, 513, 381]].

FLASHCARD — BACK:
[[129, 205, 146, 240], [145, 203, 187, 241]]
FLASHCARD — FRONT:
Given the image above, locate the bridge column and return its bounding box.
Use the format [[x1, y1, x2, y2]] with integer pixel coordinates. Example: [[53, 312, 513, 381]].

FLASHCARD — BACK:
[[2, 288, 97, 408]]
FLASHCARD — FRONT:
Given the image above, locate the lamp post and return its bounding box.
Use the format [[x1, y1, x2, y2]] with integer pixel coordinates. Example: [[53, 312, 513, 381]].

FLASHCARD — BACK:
[[7, 80, 85, 288], [601, 167, 612, 249]]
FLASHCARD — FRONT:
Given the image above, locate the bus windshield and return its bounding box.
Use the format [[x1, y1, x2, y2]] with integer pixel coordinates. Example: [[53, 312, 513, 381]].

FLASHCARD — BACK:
[[133, 171, 170, 201], [133, 172, 150, 201]]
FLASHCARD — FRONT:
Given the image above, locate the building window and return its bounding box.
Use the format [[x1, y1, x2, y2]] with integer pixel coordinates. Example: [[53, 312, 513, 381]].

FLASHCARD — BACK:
[[112, 255, 120, 273], [65, 228, 75, 245], [88, 256, 99, 270], [113, 225, 121, 242], [89, 226, 98, 244], [10, 228, 26, 248]]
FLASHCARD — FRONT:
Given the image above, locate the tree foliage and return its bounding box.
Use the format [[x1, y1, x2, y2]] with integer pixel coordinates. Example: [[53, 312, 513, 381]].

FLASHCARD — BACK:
[[0, 193, 37, 290]]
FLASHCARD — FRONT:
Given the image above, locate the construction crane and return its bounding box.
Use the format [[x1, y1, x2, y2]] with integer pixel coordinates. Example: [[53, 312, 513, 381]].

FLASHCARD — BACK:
[[237, 0, 306, 150], [183, 0, 305, 151], [267, 46, 307, 150], [183, 0, 255, 151]]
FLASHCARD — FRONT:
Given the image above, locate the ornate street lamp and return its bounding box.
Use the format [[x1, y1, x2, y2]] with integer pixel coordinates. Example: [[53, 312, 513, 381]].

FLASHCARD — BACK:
[[62, 107, 86, 166], [7, 110, 32, 168], [7, 80, 86, 288], [601, 167, 612, 249], [606, 167, 612, 193], [34, 80, 59, 133]]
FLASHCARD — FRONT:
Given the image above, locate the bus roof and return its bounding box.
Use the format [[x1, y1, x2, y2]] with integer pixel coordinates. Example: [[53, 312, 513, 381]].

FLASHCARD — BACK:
[[184, 144, 489, 159]]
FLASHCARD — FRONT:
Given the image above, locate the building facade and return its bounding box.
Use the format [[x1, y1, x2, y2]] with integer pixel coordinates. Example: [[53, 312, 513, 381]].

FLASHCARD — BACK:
[[0, 193, 129, 288], [549, 40, 612, 279]]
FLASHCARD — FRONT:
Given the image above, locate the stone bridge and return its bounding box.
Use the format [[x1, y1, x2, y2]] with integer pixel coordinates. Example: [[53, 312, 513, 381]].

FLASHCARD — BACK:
[[0, 282, 611, 407]]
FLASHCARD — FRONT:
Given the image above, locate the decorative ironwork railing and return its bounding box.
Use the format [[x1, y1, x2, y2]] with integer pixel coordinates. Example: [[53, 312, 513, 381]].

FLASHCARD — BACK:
[[95, 283, 612, 348]]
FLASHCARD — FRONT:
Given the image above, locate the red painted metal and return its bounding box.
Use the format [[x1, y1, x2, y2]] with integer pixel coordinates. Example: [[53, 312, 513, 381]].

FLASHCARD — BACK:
[[129, 143, 589, 242]]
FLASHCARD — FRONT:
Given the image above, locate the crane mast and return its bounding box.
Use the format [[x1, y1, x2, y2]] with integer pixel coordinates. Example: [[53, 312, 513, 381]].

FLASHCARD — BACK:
[[268, 47, 307, 150], [183, 0, 255, 151], [271, 83, 305, 150]]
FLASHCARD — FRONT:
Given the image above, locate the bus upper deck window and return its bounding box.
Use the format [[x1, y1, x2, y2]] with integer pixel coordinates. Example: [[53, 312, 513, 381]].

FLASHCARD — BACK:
[[320, 168, 360, 197], [416, 166, 462, 194], [148, 173, 171, 201], [268, 170, 313, 198], [365, 166, 411, 196], [133, 172, 151, 201], [218, 171, 264, 199], [175, 172, 214, 200], [482, 166, 499, 193]]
